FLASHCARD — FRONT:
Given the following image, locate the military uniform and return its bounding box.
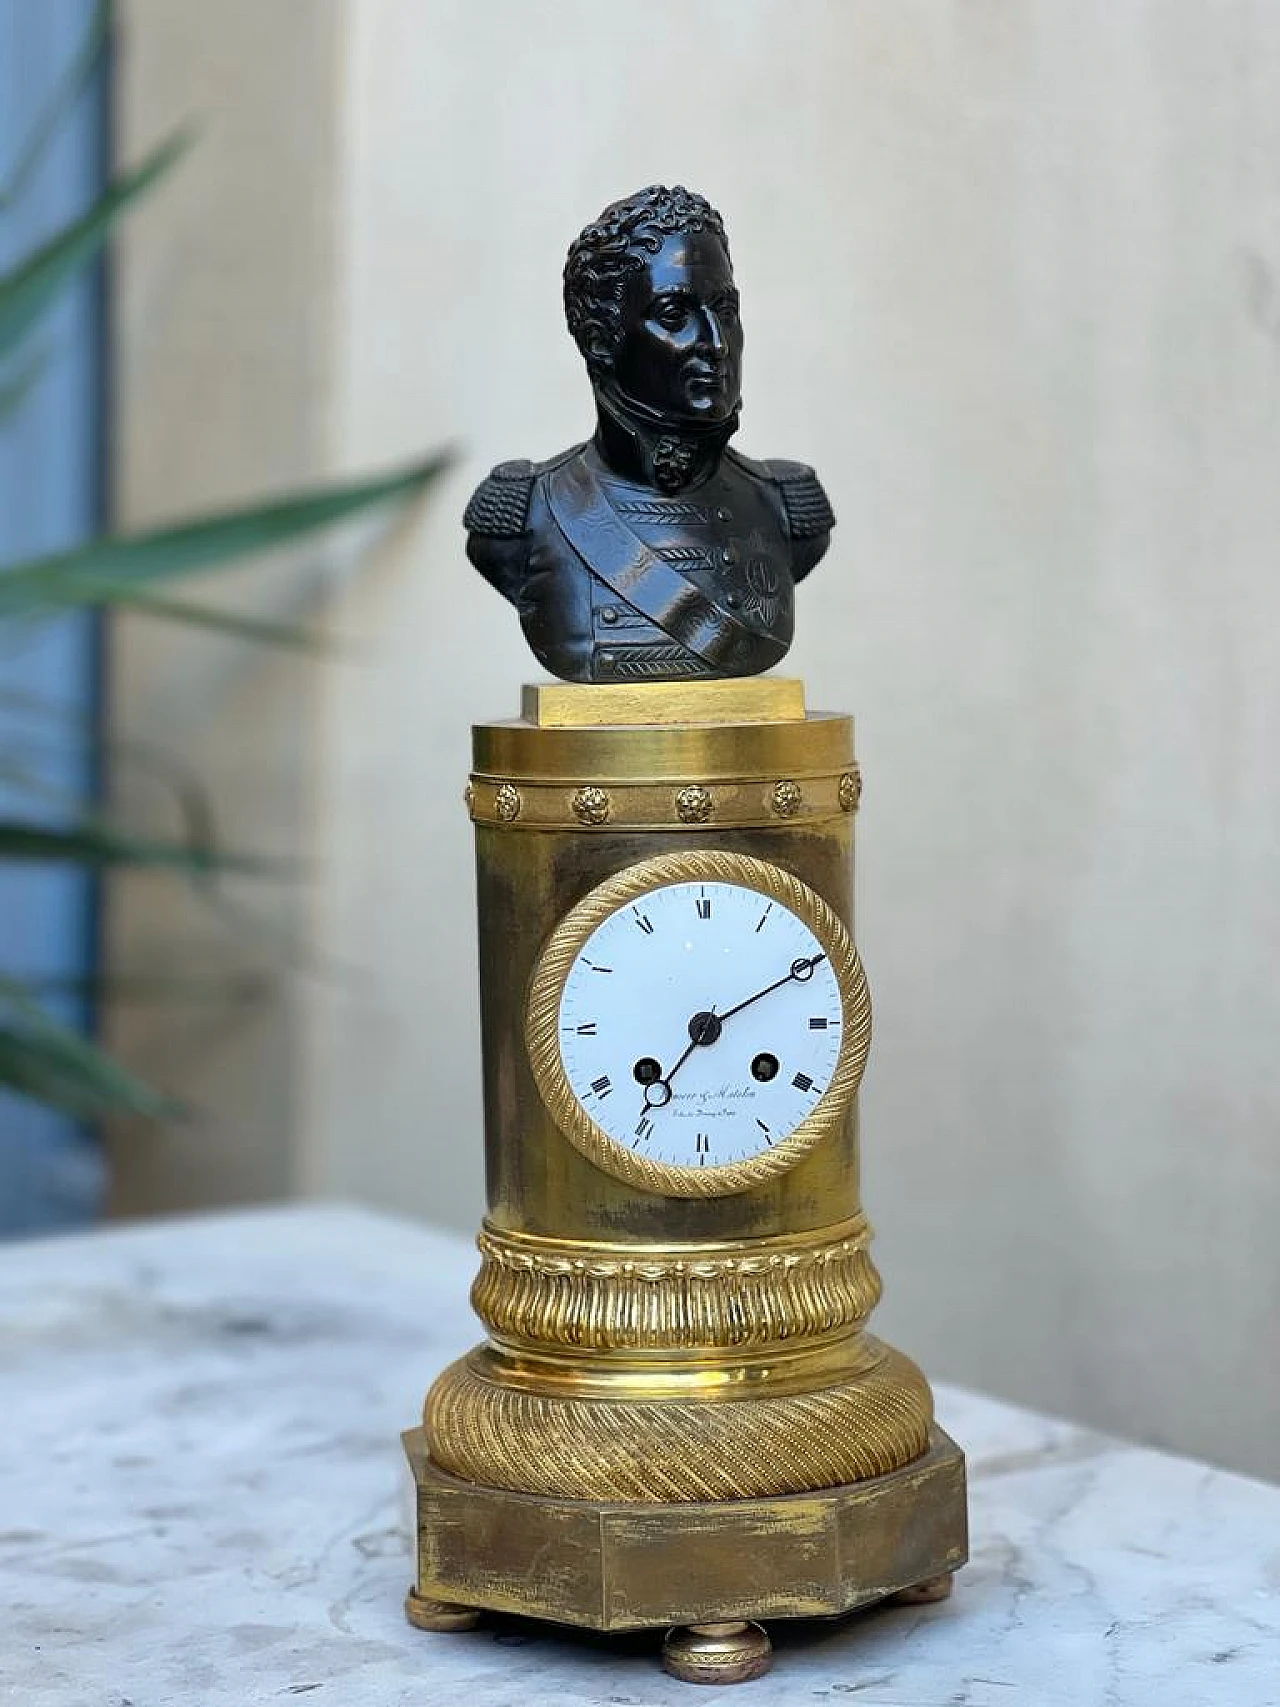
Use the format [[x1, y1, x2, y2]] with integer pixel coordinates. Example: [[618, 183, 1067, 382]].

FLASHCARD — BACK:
[[464, 441, 834, 684]]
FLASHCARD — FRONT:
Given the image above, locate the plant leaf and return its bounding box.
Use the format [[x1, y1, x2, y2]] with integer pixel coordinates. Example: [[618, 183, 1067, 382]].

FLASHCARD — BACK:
[[0, 704, 256, 906], [0, 129, 191, 360], [0, 1029, 173, 1119], [0, 346, 50, 422], [0, 1024, 176, 1121], [0, 0, 111, 212], [109, 590, 335, 650], [0, 688, 225, 835], [0, 977, 178, 1120], [0, 817, 286, 876], [0, 450, 451, 615]]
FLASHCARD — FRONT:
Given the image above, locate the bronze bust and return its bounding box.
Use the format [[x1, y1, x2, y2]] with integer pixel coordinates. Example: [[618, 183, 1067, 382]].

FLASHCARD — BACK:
[[464, 185, 834, 683]]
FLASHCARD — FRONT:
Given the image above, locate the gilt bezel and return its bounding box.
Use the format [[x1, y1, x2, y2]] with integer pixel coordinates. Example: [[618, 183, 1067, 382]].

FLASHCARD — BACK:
[[524, 850, 872, 1198]]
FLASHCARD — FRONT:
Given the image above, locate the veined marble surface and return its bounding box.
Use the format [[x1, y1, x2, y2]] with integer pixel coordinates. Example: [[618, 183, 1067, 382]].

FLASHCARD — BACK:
[[1, 1205, 1276, 1707]]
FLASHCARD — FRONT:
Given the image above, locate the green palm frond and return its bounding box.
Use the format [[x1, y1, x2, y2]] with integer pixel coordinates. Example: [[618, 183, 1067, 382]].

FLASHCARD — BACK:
[[111, 591, 337, 651], [0, 130, 191, 361], [0, 979, 177, 1121], [0, 818, 286, 876], [0, 0, 110, 213], [0, 19, 455, 1129], [0, 347, 50, 421], [0, 451, 451, 616]]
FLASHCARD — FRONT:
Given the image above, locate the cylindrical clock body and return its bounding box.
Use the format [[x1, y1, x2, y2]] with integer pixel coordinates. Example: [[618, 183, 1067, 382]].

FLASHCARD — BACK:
[[475, 741, 859, 1248], [422, 680, 941, 1506]]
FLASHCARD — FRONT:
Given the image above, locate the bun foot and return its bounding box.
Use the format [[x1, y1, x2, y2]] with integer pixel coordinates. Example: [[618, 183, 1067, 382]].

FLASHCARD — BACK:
[[404, 1588, 483, 1632], [662, 1620, 772, 1685], [889, 1572, 955, 1605]]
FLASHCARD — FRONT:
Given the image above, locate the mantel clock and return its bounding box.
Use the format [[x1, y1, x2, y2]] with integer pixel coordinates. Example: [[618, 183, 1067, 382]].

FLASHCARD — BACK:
[[402, 186, 967, 1687]]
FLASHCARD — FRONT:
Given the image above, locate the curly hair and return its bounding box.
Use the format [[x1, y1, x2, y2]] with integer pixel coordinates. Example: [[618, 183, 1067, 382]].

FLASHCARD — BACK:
[[563, 185, 730, 377]]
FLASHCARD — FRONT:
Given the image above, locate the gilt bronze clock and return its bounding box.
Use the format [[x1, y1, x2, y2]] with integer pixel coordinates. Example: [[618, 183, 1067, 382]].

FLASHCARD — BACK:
[[403, 187, 967, 1687]]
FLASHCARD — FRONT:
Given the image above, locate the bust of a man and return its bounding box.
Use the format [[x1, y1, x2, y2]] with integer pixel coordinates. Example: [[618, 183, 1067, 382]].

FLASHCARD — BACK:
[[464, 185, 834, 683]]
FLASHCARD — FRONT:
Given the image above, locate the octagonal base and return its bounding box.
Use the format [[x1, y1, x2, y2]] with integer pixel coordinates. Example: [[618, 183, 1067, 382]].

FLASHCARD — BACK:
[[403, 1423, 966, 1633]]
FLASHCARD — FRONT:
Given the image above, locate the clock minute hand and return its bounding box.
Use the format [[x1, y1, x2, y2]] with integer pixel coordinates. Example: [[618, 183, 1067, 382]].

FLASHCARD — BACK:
[[643, 958, 826, 1113], [717, 954, 826, 1025]]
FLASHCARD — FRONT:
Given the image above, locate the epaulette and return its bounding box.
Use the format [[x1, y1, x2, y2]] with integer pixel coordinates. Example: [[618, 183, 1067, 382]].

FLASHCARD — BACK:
[[765, 460, 836, 540], [463, 459, 535, 538]]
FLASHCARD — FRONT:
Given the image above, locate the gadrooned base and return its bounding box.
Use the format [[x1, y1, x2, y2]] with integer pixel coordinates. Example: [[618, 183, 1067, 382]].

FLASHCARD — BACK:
[[403, 1423, 966, 1633]]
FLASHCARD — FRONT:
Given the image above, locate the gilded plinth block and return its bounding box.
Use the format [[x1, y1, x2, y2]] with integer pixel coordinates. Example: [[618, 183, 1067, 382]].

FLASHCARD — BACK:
[[405, 1426, 967, 1632]]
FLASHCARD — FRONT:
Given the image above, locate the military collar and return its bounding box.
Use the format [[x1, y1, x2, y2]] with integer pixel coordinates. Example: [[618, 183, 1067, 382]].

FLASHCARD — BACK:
[[592, 382, 740, 495]]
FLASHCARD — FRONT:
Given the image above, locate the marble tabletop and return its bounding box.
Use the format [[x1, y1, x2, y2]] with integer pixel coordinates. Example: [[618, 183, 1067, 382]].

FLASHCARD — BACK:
[[1, 1204, 1276, 1706]]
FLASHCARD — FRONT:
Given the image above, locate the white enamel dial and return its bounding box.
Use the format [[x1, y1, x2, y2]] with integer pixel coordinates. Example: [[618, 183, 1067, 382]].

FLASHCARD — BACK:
[[556, 878, 845, 1171]]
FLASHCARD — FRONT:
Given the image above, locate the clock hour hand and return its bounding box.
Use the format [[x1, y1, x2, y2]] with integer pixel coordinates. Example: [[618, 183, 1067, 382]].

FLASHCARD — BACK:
[[642, 1008, 720, 1110], [717, 955, 826, 1025]]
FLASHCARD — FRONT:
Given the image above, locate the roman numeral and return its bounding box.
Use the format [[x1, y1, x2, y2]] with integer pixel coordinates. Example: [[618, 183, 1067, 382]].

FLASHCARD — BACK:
[[808, 1017, 829, 1030], [633, 1117, 653, 1145], [695, 891, 712, 920], [575, 1022, 598, 1035], [633, 909, 654, 934], [583, 959, 613, 973], [590, 1075, 612, 1098], [695, 1132, 710, 1157], [756, 1118, 773, 1146], [755, 904, 773, 933], [792, 1072, 814, 1093]]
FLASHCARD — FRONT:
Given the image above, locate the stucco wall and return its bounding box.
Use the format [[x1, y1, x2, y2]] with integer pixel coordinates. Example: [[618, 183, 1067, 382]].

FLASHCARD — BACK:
[[108, 0, 342, 1213]]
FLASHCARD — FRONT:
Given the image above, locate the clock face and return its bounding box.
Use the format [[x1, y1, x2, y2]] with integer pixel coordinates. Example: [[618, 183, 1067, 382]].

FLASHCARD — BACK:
[[526, 853, 871, 1198]]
